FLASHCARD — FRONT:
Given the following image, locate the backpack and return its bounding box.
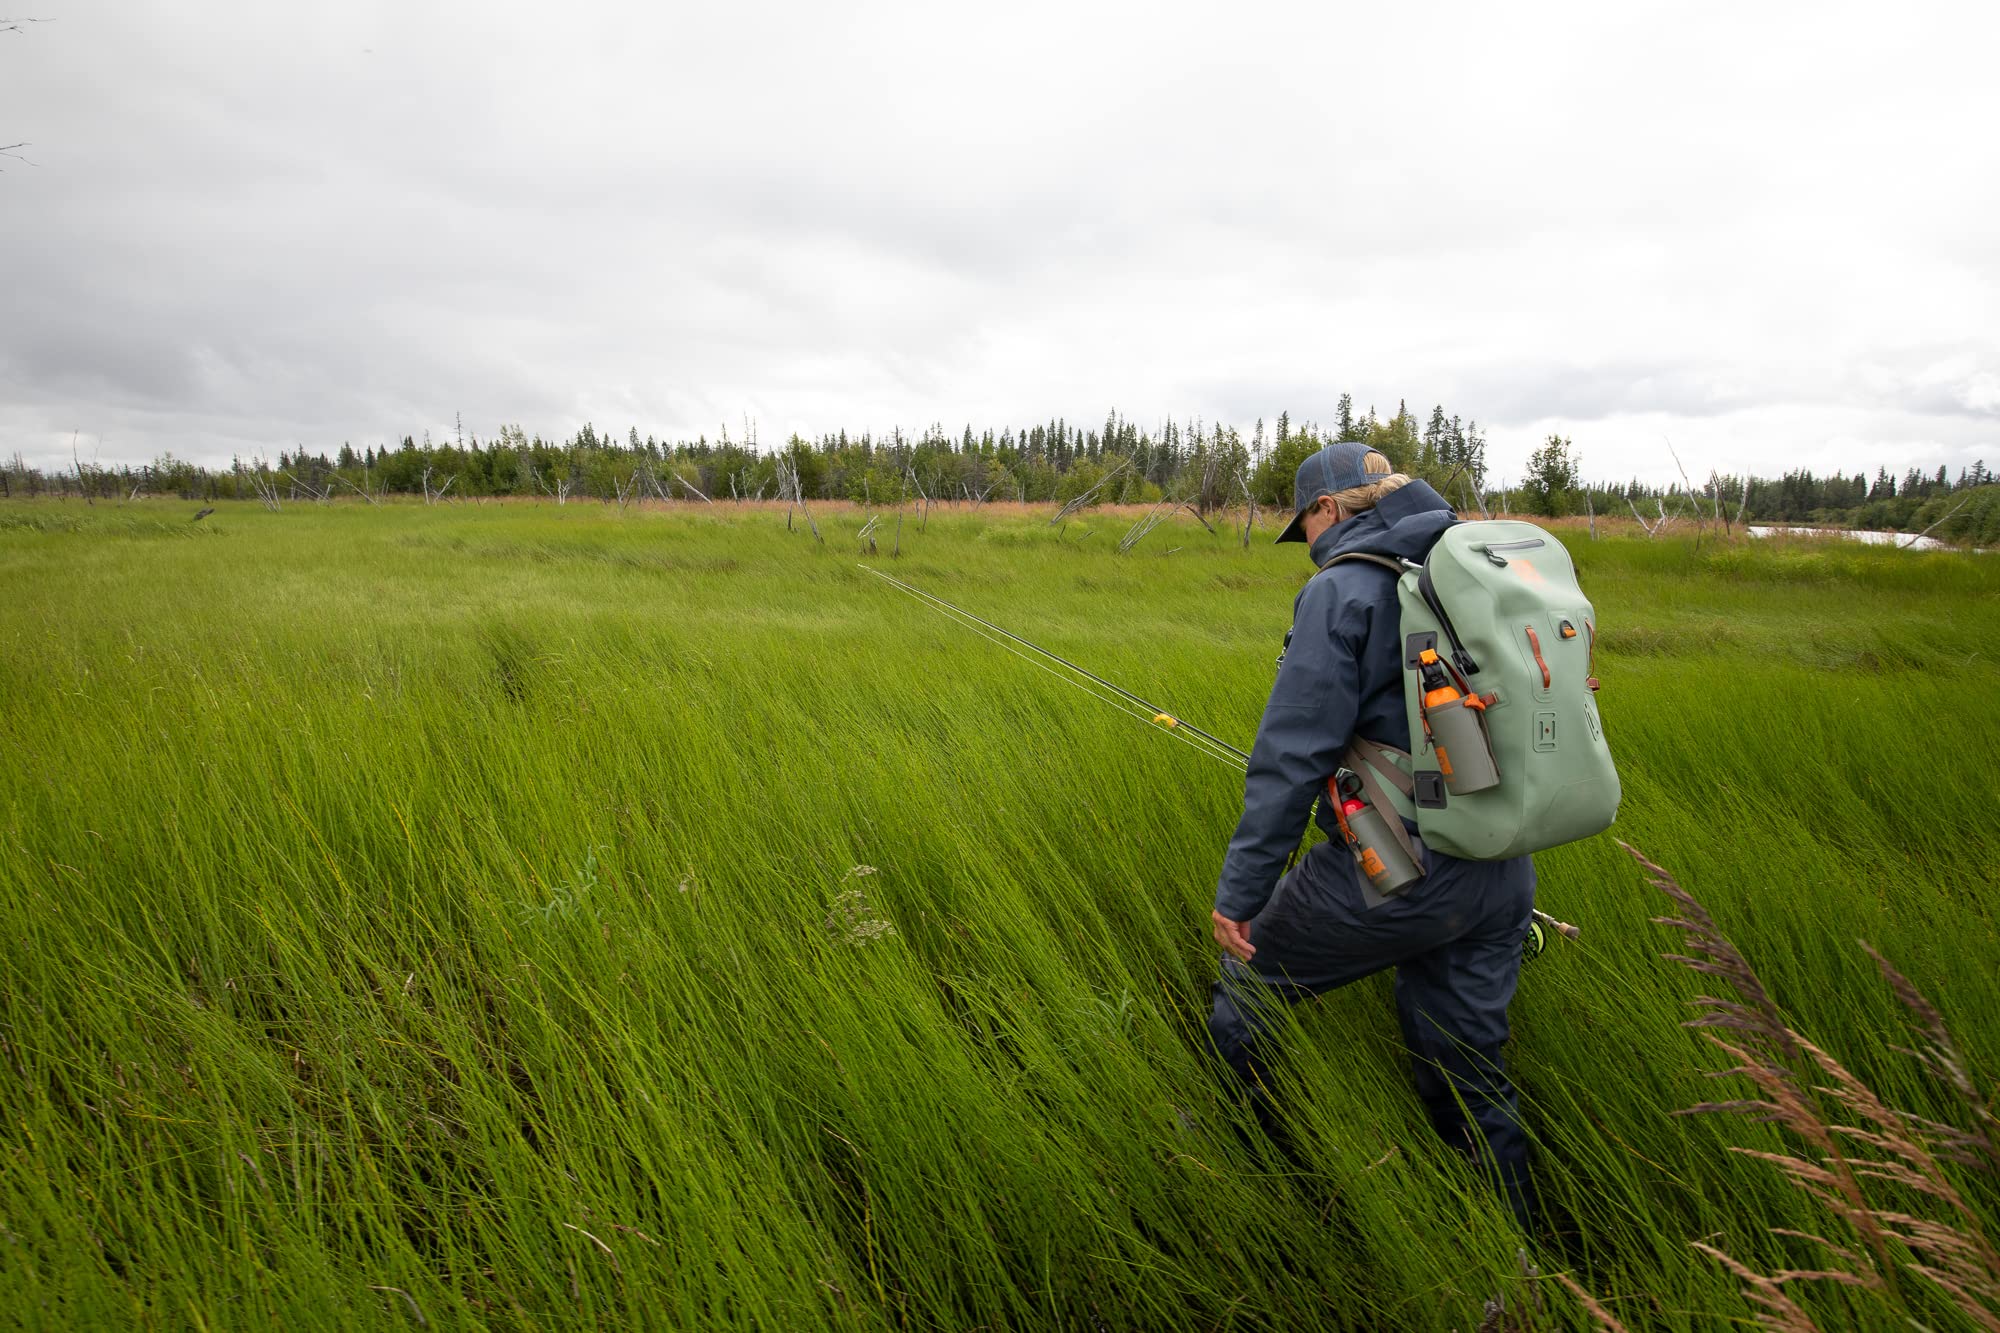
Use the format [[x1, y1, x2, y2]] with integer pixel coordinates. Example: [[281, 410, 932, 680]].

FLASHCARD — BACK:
[[1328, 519, 1620, 864]]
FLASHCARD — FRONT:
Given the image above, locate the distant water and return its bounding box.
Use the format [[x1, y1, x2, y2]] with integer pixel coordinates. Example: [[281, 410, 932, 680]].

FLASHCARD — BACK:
[[1747, 525, 1956, 552]]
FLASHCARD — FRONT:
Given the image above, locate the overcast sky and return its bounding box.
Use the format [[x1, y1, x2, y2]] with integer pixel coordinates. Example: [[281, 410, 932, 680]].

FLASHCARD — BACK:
[[3, 1, 1996, 485]]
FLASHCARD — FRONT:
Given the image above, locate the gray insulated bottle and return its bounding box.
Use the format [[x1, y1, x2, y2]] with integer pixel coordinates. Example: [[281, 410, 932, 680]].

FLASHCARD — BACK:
[[1427, 695, 1500, 795], [1417, 650, 1501, 795], [1341, 796, 1424, 896]]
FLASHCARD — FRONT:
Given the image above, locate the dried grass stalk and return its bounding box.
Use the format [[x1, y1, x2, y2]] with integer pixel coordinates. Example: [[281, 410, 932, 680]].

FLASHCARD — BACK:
[[1573, 842, 2000, 1332]]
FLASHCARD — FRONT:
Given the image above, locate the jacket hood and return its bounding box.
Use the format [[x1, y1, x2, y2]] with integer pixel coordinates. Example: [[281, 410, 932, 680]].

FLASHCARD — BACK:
[[1306, 480, 1457, 569]]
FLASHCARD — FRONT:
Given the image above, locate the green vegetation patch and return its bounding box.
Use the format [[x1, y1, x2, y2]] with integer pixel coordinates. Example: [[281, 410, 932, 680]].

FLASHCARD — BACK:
[[3, 499, 1998, 1330]]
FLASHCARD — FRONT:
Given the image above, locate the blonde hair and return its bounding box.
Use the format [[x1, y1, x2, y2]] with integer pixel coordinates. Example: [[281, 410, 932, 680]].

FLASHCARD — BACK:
[[1320, 451, 1412, 520]]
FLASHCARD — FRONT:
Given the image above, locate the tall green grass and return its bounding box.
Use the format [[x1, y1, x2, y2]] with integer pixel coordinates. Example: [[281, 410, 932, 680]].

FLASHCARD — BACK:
[[2, 500, 1997, 1330]]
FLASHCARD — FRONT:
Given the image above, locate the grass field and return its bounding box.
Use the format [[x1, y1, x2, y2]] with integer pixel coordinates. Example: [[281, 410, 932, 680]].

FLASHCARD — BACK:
[[3, 498, 1998, 1331]]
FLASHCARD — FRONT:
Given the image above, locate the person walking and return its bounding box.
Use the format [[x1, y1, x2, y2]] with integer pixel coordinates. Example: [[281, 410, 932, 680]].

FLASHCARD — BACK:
[[1208, 441, 1537, 1225]]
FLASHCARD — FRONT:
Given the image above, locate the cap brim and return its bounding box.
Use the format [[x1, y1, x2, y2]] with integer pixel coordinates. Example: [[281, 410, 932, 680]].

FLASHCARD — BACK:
[[1274, 507, 1309, 544]]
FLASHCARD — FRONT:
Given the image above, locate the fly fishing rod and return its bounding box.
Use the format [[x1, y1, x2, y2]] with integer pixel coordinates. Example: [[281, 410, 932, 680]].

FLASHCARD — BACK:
[[860, 564, 1251, 770], [860, 564, 1581, 950]]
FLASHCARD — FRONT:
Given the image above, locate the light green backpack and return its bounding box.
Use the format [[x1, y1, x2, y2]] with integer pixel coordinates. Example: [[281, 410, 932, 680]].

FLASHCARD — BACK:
[[1329, 520, 1620, 863]]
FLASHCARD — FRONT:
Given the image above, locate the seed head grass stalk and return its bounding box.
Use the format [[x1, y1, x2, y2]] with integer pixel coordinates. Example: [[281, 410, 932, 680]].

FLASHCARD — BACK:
[[1559, 842, 2000, 1331]]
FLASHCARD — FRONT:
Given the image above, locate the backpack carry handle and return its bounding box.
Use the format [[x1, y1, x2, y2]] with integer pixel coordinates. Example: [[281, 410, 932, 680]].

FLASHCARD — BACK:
[[1469, 537, 1547, 567]]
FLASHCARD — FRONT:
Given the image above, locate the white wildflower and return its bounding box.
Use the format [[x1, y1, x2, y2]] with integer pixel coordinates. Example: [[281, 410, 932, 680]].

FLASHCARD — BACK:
[[824, 886, 896, 946]]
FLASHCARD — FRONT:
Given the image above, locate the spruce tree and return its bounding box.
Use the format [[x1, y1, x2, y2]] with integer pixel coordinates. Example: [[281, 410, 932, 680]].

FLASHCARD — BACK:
[[1422, 405, 1448, 472]]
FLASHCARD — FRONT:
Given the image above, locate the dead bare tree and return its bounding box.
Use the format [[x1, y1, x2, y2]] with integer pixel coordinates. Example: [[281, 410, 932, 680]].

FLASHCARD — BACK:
[[330, 474, 379, 505], [611, 470, 638, 510], [1733, 477, 1752, 530], [1238, 471, 1257, 548], [1902, 494, 1974, 549], [241, 458, 282, 512], [526, 463, 572, 505], [1585, 488, 1597, 540], [774, 456, 796, 530], [282, 470, 331, 505], [791, 462, 821, 544], [1664, 440, 1710, 547], [1195, 446, 1224, 516], [1627, 496, 1659, 538], [70, 431, 97, 505], [773, 455, 820, 542], [672, 471, 713, 504], [1050, 458, 1130, 525], [1117, 488, 1207, 554], [1462, 476, 1490, 520], [636, 465, 672, 505]]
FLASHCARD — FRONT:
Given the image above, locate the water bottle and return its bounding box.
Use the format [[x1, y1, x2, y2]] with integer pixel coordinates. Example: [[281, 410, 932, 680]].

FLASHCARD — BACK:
[[1333, 772, 1424, 896], [1418, 649, 1500, 794]]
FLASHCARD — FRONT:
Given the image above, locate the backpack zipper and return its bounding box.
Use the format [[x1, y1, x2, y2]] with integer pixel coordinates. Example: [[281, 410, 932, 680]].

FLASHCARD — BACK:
[[1473, 537, 1547, 567]]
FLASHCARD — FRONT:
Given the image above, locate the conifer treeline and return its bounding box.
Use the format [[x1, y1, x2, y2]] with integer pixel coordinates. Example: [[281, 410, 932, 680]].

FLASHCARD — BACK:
[[5, 397, 1992, 540]]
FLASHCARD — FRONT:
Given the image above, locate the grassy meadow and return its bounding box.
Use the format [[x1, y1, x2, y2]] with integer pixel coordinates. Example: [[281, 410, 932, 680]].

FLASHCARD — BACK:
[[2, 498, 1998, 1331]]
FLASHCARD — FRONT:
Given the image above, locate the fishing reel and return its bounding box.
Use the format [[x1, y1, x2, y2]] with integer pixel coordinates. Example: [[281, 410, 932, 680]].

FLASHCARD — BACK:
[[1523, 909, 1578, 963]]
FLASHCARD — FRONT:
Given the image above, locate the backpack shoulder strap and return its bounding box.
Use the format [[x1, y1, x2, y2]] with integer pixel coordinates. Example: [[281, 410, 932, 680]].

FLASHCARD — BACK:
[[1319, 551, 1406, 574]]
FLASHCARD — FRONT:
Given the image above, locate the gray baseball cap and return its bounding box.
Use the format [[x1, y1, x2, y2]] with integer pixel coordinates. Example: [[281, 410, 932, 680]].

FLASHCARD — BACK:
[[1275, 441, 1380, 543]]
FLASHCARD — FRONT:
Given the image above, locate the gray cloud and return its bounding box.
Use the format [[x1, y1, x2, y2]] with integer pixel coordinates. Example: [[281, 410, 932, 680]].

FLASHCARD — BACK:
[[2, 0, 1997, 484]]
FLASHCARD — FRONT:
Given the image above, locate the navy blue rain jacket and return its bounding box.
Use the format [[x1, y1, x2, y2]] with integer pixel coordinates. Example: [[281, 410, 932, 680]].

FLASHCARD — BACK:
[[1213, 481, 1458, 922]]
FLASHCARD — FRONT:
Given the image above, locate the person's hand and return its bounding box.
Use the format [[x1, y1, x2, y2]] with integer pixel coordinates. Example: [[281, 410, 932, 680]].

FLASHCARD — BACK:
[[1211, 911, 1255, 963]]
